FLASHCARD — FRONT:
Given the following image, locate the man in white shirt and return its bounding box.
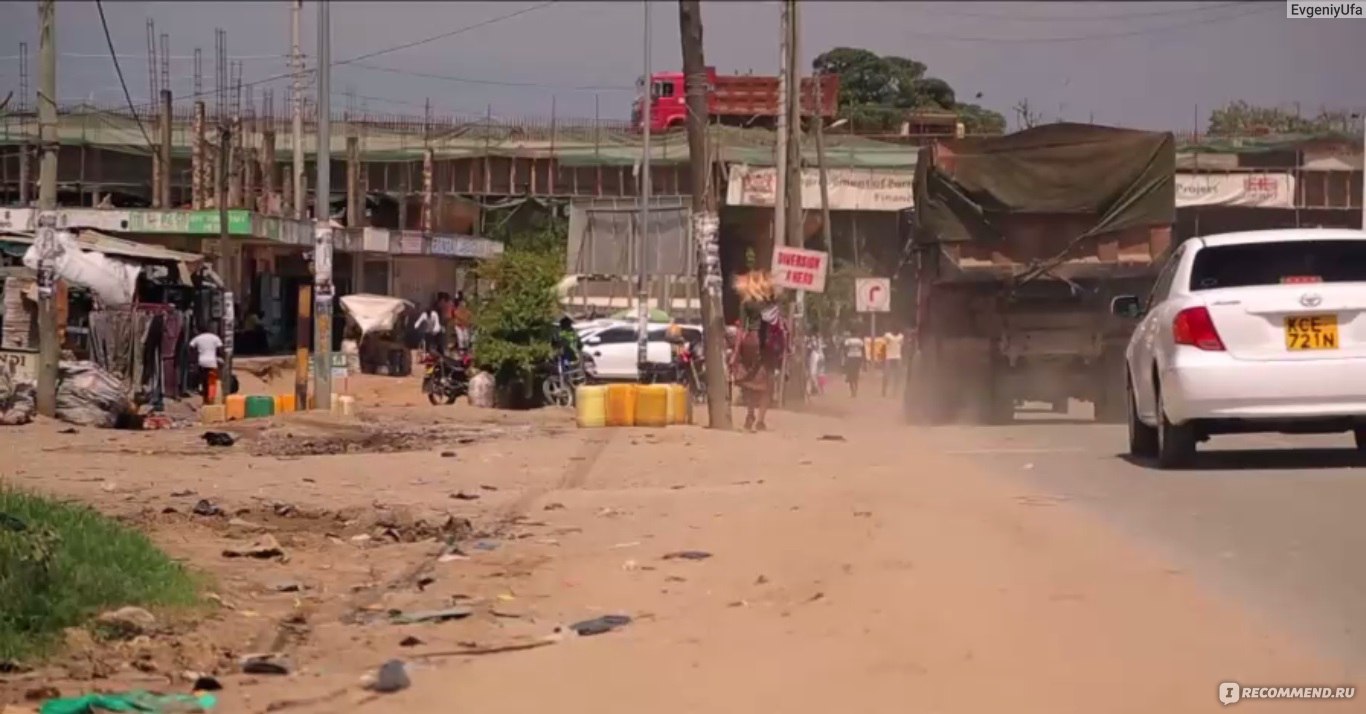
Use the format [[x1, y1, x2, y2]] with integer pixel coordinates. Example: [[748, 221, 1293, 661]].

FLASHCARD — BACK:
[[882, 329, 905, 397], [188, 331, 223, 401], [413, 301, 445, 354]]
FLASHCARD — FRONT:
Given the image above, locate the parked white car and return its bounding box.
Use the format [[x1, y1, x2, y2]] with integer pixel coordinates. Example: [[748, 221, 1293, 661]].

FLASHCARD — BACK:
[[580, 321, 703, 381], [1114, 229, 1366, 468]]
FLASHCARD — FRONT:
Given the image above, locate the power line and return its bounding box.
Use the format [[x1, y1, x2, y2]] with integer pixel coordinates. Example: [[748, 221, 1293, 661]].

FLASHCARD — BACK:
[[899, 2, 1273, 44], [339, 1, 559, 66], [126, 1, 562, 112], [924, 1, 1253, 23], [347, 60, 633, 93], [93, 0, 156, 152]]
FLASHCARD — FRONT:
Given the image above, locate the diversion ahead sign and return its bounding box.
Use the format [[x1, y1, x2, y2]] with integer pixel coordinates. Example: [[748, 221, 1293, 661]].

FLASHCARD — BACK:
[[771, 246, 829, 293]]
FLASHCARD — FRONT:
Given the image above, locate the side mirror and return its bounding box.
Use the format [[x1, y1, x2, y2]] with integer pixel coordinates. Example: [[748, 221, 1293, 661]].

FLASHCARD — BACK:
[[1110, 295, 1143, 319]]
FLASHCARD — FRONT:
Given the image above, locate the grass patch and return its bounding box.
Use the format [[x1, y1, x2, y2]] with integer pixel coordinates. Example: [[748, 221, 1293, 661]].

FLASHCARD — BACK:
[[0, 486, 200, 663]]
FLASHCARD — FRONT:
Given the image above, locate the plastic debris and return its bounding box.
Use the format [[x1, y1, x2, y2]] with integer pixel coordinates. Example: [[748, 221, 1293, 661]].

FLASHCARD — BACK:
[[568, 614, 632, 637]]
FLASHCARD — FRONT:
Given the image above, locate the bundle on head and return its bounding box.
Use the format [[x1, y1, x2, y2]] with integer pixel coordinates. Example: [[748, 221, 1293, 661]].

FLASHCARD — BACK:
[[734, 270, 776, 305]]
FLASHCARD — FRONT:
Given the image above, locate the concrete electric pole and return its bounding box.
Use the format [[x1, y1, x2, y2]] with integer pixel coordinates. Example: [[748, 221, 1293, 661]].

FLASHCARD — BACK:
[[677, 0, 732, 429], [291, 0, 305, 221], [635, 0, 652, 373], [313, 0, 334, 411], [34, 0, 58, 418], [217, 124, 234, 405]]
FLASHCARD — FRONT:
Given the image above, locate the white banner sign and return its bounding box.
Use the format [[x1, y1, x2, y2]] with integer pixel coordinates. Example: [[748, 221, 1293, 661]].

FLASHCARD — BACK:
[[1175, 172, 1296, 209], [855, 278, 891, 313], [726, 164, 915, 212], [771, 246, 829, 293]]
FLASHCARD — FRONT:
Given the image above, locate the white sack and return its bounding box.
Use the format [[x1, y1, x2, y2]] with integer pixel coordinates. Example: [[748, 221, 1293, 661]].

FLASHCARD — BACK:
[[23, 231, 141, 306]]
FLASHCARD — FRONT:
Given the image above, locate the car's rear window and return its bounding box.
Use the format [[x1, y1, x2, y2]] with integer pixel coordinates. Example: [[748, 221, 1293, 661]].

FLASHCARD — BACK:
[[1190, 240, 1366, 291]]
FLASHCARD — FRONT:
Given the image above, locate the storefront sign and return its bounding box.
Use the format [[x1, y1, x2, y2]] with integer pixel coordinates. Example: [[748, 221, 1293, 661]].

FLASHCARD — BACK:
[[430, 236, 458, 257], [726, 164, 915, 212], [771, 246, 829, 293], [362, 228, 392, 253], [396, 232, 425, 255], [0, 348, 37, 384], [127, 209, 253, 235], [1175, 172, 1296, 209]]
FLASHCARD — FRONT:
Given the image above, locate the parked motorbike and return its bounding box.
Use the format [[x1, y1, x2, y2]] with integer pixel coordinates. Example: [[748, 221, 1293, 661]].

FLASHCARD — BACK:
[[541, 352, 587, 407], [421, 350, 472, 405]]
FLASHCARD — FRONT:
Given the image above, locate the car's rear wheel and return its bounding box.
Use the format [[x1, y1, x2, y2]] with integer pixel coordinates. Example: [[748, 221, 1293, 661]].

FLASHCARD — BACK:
[[1127, 375, 1158, 459], [1155, 380, 1196, 469]]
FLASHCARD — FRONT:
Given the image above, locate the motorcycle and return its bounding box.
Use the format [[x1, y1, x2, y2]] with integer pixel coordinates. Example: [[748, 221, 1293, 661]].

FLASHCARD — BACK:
[[677, 341, 707, 404], [541, 351, 587, 407], [421, 350, 472, 405]]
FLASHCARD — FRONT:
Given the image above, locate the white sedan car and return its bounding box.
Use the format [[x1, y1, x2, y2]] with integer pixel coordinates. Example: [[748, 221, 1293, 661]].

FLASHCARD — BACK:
[[1115, 228, 1366, 468], [579, 321, 703, 381]]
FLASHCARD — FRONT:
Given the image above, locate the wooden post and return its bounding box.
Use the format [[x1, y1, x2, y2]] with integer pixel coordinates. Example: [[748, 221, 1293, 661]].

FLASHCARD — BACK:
[[346, 135, 361, 227], [422, 147, 434, 234], [261, 128, 277, 211], [18, 143, 31, 207], [192, 101, 206, 209], [35, 0, 58, 417], [228, 116, 243, 208], [159, 89, 173, 209], [679, 0, 732, 429], [295, 284, 311, 409]]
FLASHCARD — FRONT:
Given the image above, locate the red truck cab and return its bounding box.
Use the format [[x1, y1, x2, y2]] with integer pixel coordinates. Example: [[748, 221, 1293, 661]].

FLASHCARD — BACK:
[[632, 68, 838, 134]]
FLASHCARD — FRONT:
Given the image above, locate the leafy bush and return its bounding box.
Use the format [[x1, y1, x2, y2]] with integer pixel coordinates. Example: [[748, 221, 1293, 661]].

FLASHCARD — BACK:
[[471, 249, 563, 382]]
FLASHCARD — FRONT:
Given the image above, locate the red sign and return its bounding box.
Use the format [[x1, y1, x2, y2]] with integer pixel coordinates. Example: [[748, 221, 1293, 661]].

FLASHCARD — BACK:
[[771, 246, 829, 293]]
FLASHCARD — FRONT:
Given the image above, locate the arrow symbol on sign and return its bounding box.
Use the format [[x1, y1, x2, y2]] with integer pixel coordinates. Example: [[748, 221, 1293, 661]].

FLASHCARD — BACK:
[[868, 284, 883, 305]]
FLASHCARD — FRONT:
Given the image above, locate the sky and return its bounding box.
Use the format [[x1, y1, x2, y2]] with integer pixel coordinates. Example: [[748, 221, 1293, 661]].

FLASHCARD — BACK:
[[0, 0, 1362, 132]]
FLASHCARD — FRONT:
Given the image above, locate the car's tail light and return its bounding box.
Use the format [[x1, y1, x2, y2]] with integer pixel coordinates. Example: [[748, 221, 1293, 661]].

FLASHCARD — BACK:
[[1173, 306, 1225, 351]]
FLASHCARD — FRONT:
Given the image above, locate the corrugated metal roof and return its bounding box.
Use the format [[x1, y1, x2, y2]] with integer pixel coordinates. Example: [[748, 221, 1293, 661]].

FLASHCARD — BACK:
[[0, 229, 204, 263]]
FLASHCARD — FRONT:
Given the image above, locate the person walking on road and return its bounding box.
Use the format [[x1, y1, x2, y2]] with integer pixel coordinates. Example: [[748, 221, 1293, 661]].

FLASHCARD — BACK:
[[842, 332, 866, 397], [188, 329, 224, 402], [882, 328, 905, 397]]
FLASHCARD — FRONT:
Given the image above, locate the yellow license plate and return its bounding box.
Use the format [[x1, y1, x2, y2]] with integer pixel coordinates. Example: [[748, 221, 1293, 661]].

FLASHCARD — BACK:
[[1285, 314, 1338, 350]]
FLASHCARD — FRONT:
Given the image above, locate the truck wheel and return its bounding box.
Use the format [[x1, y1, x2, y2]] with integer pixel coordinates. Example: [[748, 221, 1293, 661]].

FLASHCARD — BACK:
[[1155, 381, 1195, 469], [1126, 375, 1158, 459]]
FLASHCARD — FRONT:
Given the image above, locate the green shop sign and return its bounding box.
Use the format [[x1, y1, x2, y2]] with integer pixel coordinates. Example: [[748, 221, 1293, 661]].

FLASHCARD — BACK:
[[127, 209, 253, 235]]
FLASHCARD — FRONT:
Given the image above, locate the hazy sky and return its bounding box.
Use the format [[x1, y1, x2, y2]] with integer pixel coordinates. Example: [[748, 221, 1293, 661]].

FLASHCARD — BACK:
[[1, 1, 1361, 131]]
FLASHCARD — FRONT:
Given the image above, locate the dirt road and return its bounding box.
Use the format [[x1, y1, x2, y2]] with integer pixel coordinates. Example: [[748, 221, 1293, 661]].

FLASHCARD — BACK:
[[0, 384, 1352, 713]]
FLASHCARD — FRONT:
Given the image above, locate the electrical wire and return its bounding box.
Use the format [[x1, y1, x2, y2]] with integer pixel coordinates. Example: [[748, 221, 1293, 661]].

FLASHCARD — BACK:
[[346, 60, 633, 93], [924, 1, 1253, 23], [93, 0, 156, 153], [123, 0, 562, 113], [900, 2, 1273, 44]]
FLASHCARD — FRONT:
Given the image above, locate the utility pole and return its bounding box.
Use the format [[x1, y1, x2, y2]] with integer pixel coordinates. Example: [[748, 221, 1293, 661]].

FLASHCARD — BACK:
[[34, 0, 57, 418], [772, 2, 789, 271], [635, 0, 652, 373], [787, 0, 807, 406], [313, 0, 334, 411], [678, 0, 731, 429], [217, 124, 234, 405], [291, 0, 305, 221], [813, 73, 833, 253], [159, 89, 173, 209]]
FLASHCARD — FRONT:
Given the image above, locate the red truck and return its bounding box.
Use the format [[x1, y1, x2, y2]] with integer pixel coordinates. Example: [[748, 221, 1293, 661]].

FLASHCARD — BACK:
[[632, 68, 840, 133]]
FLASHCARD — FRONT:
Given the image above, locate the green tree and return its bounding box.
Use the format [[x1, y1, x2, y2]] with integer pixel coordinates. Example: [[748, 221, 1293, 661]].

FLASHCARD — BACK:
[[470, 249, 563, 384], [805, 260, 872, 338], [812, 47, 1005, 134], [486, 210, 568, 254], [1207, 101, 1354, 136]]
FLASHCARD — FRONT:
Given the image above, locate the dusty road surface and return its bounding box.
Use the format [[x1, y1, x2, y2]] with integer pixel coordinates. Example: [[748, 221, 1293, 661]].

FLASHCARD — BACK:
[[933, 401, 1366, 673], [0, 382, 1356, 713]]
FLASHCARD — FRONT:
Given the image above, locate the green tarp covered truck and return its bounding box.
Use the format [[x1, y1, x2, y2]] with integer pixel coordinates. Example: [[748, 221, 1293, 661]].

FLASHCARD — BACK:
[[906, 123, 1176, 424]]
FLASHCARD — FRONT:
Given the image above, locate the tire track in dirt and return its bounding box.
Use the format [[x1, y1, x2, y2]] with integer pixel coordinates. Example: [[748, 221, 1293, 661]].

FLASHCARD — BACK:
[[492, 430, 617, 525]]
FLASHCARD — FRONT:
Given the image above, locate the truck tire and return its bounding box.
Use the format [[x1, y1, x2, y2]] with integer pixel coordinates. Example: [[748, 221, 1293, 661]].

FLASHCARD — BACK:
[[906, 344, 951, 425]]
